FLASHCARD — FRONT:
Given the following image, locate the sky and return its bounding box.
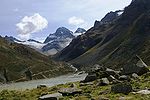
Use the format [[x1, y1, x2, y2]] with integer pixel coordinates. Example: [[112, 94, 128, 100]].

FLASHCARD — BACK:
[[0, 0, 132, 42]]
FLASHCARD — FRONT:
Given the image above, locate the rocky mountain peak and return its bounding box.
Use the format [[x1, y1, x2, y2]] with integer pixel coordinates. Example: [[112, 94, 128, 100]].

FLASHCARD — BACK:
[[74, 28, 86, 37], [101, 10, 123, 23], [74, 28, 86, 33], [94, 10, 123, 28], [44, 27, 74, 44], [55, 27, 74, 38]]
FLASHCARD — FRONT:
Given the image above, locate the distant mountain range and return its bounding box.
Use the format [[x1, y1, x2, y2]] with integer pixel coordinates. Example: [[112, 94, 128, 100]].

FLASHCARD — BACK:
[[54, 0, 150, 71], [4, 27, 86, 55]]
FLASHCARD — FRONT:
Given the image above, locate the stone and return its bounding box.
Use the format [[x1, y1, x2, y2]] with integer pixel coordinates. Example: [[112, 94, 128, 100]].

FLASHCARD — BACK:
[[122, 55, 149, 76], [82, 74, 97, 83], [58, 88, 82, 96], [107, 75, 120, 84], [119, 75, 130, 81], [92, 64, 106, 72], [133, 90, 150, 94], [107, 75, 116, 82], [37, 85, 47, 89], [39, 93, 62, 100], [98, 78, 109, 86], [111, 83, 132, 94], [131, 73, 139, 79], [106, 68, 120, 75], [80, 82, 93, 86]]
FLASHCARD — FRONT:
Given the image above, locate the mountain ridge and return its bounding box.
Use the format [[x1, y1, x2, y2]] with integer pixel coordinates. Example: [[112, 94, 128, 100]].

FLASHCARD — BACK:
[[54, 0, 150, 70]]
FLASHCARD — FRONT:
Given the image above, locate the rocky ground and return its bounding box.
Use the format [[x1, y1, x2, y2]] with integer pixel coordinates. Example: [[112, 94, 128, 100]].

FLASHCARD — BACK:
[[0, 57, 150, 100]]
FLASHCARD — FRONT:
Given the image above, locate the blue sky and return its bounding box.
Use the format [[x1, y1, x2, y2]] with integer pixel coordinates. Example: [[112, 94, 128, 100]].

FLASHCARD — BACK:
[[0, 0, 131, 42]]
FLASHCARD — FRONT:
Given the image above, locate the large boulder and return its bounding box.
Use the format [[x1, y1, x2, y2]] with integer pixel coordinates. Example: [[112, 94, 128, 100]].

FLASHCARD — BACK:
[[122, 56, 149, 75], [82, 74, 97, 83], [122, 56, 149, 76], [111, 83, 132, 94], [39, 93, 62, 100], [97, 78, 110, 86], [58, 88, 82, 96], [92, 64, 106, 72]]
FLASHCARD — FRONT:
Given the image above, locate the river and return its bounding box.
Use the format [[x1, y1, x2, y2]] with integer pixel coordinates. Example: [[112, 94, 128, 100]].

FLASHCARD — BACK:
[[0, 73, 87, 91]]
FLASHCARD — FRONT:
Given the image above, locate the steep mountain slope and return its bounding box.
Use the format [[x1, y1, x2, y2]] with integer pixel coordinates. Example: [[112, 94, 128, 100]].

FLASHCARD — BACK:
[[55, 0, 150, 69], [54, 10, 123, 62], [0, 36, 73, 83]]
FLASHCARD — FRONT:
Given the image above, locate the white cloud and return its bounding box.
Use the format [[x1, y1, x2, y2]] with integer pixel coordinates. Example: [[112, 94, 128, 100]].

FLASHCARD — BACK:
[[16, 13, 48, 40], [68, 16, 85, 26]]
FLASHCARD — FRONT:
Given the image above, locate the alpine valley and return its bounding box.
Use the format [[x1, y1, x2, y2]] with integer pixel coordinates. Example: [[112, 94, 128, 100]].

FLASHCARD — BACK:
[[1, 0, 150, 100]]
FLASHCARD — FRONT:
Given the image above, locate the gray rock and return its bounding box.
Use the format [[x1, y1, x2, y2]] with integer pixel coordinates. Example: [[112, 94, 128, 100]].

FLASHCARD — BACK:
[[107, 75, 120, 84], [106, 68, 120, 77], [106, 68, 116, 76], [111, 83, 132, 94], [39, 93, 62, 100], [80, 82, 93, 86], [100, 78, 110, 86], [119, 75, 130, 81], [82, 74, 97, 83], [131, 73, 139, 79], [122, 55, 149, 76], [134, 90, 150, 94], [92, 64, 106, 72], [97, 78, 110, 86], [107, 75, 116, 82], [58, 88, 82, 96]]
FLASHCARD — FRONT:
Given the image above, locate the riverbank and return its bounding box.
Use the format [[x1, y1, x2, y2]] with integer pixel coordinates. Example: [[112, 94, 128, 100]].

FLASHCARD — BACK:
[[0, 72, 150, 100], [0, 73, 87, 91]]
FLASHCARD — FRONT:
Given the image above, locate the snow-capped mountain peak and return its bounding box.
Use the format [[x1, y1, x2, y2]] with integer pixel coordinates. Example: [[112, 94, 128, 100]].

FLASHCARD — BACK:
[[74, 28, 86, 37]]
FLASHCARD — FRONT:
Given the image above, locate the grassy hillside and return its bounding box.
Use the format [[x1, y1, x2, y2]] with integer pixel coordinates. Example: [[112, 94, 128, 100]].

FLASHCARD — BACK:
[[0, 36, 73, 82]]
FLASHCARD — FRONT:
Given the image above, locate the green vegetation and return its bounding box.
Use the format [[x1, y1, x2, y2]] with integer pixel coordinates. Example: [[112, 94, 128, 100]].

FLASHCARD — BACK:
[[0, 37, 73, 83], [1, 73, 150, 100]]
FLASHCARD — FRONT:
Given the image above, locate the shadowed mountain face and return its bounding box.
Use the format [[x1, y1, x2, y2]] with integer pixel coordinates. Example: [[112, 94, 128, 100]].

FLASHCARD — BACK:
[[0, 37, 73, 83], [54, 0, 150, 69]]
